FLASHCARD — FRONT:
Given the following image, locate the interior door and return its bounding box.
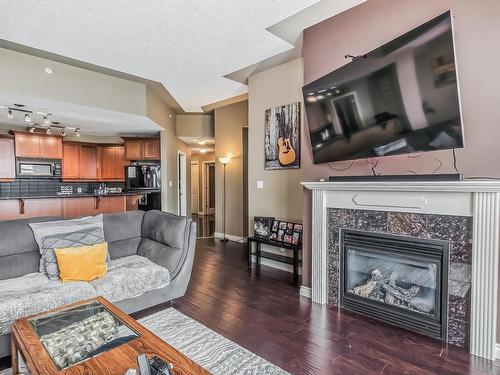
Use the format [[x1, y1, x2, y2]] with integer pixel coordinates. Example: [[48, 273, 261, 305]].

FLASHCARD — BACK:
[[206, 163, 215, 215], [177, 152, 187, 216], [191, 162, 199, 214]]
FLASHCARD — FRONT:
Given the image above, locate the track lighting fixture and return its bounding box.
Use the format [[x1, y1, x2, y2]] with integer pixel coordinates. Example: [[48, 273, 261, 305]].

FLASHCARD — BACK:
[[7, 109, 13, 119], [28, 126, 36, 133], [61, 129, 66, 137], [24, 113, 31, 122], [46, 127, 51, 134], [74, 129, 80, 137], [43, 116, 50, 124]]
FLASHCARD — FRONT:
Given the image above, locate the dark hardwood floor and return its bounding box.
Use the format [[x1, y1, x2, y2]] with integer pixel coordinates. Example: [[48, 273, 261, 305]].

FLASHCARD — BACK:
[[156, 238, 500, 375], [2, 238, 500, 374]]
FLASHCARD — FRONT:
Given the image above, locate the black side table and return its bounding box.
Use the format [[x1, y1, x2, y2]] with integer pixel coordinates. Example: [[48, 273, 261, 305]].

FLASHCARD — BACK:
[[246, 236, 302, 285]]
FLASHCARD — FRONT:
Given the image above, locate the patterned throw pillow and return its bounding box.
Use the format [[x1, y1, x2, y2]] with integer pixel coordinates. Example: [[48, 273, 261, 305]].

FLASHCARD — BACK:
[[29, 215, 107, 281]]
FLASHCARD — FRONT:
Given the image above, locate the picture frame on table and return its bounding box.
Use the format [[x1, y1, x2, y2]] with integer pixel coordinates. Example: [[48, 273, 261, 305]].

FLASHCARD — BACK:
[[271, 220, 279, 232], [283, 234, 293, 244], [253, 216, 275, 239], [292, 232, 300, 246], [277, 229, 285, 242], [286, 223, 294, 235]]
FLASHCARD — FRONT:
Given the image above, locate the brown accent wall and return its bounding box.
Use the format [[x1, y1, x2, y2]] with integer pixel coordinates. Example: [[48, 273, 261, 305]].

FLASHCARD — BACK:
[[300, 0, 500, 289]]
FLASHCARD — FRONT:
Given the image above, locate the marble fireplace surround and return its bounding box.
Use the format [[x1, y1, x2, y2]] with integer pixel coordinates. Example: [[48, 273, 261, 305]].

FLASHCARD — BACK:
[[302, 180, 500, 361]]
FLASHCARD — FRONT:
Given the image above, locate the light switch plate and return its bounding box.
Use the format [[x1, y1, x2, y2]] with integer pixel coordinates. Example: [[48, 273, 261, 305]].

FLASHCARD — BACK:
[[169, 181, 173, 187], [257, 180, 264, 189]]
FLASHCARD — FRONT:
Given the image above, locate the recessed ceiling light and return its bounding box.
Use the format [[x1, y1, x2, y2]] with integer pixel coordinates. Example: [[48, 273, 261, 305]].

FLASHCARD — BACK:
[[45, 67, 53, 74], [196, 140, 207, 145]]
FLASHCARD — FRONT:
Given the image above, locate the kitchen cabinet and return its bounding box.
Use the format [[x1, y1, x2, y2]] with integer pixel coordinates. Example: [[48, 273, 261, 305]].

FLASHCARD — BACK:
[[62, 144, 80, 180], [12, 132, 62, 159], [79, 145, 98, 180], [124, 138, 160, 160], [99, 146, 126, 181], [143, 139, 160, 160], [0, 137, 15, 180], [62, 143, 98, 181]]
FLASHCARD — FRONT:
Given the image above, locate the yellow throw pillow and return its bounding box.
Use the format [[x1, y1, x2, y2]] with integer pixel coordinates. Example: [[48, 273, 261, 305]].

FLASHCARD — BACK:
[[54, 242, 108, 283]]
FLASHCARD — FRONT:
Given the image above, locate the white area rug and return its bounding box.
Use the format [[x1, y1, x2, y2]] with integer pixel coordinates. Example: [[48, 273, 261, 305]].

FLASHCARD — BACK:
[[0, 308, 288, 375]]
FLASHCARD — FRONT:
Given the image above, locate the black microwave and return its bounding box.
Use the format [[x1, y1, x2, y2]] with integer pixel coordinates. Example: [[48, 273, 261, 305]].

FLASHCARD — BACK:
[[16, 158, 62, 178]]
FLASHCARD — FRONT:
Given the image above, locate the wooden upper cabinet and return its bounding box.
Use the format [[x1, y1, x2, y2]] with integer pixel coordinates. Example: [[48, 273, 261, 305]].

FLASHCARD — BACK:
[[14, 133, 40, 158], [0, 137, 15, 180], [124, 138, 160, 160], [115, 146, 126, 180], [39, 136, 63, 159], [143, 139, 160, 160], [125, 140, 144, 160], [79, 145, 98, 180], [13, 132, 62, 159], [62, 143, 80, 180]]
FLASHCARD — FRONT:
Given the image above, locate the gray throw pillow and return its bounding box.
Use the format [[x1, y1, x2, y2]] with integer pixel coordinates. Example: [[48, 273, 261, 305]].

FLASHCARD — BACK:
[[29, 215, 107, 281]]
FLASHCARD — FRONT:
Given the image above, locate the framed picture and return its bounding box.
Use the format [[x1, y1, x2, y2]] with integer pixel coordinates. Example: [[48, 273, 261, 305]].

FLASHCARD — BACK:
[[279, 221, 287, 230], [271, 220, 279, 232], [270, 232, 277, 240], [283, 234, 293, 244], [264, 102, 301, 170], [292, 232, 300, 246], [253, 216, 274, 239], [286, 223, 294, 235], [277, 229, 285, 242], [293, 224, 303, 233]]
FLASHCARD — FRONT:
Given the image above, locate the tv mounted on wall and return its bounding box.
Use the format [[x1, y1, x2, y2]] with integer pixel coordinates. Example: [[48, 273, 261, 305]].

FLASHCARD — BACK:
[[303, 11, 464, 164]]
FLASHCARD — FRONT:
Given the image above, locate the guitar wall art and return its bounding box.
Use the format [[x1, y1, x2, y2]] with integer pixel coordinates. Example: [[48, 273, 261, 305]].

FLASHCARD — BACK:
[[264, 102, 301, 170]]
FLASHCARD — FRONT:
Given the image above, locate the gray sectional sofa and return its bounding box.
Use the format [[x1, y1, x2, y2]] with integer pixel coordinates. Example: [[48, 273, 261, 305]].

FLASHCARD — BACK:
[[0, 210, 196, 358]]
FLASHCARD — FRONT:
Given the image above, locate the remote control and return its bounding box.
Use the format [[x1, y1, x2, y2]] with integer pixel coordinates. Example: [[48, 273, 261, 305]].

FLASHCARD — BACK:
[[149, 356, 173, 375]]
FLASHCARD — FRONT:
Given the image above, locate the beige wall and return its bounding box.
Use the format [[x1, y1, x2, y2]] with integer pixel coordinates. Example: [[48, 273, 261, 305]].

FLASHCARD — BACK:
[[248, 58, 303, 231], [0, 48, 147, 115], [176, 115, 214, 139], [147, 87, 191, 216], [191, 152, 215, 213], [214, 101, 248, 237]]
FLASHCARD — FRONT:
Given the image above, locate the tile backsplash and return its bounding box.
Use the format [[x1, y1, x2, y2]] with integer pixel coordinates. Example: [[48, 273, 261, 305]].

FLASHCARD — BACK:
[[0, 178, 125, 198]]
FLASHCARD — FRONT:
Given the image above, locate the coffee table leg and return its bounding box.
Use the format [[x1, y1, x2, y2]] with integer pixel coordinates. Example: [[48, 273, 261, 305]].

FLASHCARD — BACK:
[[11, 336, 19, 375]]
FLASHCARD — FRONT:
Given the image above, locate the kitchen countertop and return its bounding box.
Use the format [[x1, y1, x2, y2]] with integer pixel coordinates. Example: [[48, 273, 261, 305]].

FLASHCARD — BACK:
[[0, 190, 159, 200]]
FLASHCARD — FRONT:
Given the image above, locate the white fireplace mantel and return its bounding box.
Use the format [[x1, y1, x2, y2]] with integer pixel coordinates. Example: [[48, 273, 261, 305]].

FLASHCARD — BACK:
[[302, 179, 500, 360]]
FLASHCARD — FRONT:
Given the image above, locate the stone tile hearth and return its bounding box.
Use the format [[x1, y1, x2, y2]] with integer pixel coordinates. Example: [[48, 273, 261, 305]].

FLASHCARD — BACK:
[[327, 208, 472, 348]]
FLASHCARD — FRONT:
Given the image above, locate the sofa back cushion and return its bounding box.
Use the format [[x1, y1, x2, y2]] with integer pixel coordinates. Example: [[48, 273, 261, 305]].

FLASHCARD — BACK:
[[0, 216, 63, 280], [103, 210, 144, 259], [138, 210, 190, 279]]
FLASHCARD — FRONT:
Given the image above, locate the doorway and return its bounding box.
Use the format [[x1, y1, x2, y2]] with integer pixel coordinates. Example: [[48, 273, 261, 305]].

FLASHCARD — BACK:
[[202, 161, 216, 215], [177, 151, 187, 216], [191, 161, 199, 214]]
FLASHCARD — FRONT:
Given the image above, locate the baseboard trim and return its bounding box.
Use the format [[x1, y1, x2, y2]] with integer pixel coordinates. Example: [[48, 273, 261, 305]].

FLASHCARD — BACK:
[[495, 343, 500, 359], [214, 232, 245, 243], [300, 286, 312, 299]]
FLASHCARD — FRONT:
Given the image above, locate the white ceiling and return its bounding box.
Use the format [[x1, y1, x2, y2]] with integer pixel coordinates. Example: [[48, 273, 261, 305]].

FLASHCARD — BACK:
[[0, 0, 325, 112]]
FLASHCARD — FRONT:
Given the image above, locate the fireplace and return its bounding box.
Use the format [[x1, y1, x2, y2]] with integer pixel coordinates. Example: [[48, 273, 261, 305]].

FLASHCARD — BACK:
[[340, 229, 449, 340]]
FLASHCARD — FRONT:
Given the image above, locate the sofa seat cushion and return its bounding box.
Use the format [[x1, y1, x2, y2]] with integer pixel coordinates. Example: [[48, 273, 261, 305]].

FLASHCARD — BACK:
[[90, 255, 170, 302], [0, 273, 97, 335]]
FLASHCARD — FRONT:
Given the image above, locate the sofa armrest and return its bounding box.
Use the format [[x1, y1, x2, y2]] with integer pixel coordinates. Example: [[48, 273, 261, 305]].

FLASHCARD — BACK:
[[138, 210, 197, 280]]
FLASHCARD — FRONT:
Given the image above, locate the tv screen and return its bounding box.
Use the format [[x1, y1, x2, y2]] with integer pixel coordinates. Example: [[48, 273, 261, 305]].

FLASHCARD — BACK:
[[303, 12, 463, 164]]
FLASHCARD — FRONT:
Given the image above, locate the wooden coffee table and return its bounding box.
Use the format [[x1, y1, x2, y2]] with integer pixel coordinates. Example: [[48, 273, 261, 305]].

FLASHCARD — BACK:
[[11, 296, 210, 375]]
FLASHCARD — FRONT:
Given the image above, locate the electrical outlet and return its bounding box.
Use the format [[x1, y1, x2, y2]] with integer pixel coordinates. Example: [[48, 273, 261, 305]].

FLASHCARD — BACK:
[[77, 187, 82, 193]]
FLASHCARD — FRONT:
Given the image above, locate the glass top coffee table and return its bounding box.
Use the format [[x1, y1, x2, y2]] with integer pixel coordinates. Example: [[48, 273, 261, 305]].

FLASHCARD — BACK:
[[10, 296, 210, 375]]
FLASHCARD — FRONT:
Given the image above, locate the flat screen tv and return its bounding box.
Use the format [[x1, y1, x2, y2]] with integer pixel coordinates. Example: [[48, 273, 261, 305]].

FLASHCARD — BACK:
[[303, 11, 464, 164]]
